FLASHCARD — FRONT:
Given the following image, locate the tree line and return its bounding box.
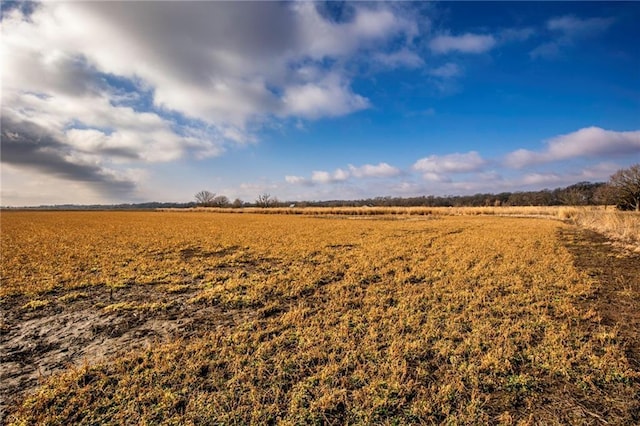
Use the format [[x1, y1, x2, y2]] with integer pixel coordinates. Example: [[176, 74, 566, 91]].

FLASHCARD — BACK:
[[11, 165, 636, 211], [194, 164, 639, 211]]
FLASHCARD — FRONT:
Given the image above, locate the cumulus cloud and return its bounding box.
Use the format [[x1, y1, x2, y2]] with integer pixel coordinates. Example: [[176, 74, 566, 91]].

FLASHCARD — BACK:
[[374, 48, 424, 69], [285, 175, 312, 186], [311, 170, 347, 184], [521, 173, 563, 186], [348, 162, 401, 178], [413, 151, 487, 176], [429, 33, 496, 54], [505, 127, 640, 168], [282, 74, 370, 119], [293, 2, 417, 61], [288, 162, 401, 186], [1, 115, 136, 197], [3, 1, 416, 127], [1, 2, 421, 202]]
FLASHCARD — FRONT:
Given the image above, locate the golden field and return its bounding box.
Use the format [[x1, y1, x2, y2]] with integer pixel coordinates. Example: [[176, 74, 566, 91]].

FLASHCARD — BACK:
[[1, 211, 639, 424]]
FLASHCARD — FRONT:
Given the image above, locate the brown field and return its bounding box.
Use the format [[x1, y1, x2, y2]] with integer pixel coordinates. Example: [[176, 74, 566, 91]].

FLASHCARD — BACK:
[[1, 211, 639, 424]]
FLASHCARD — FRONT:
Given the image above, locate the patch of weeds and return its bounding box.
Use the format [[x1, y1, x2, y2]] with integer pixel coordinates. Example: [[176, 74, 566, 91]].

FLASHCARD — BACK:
[[21, 299, 50, 310], [505, 374, 536, 393], [106, 281, 130, 290], [58, 291, 88, 303], [103, 302, 170, 313], [606, 371, 632, 385], [188, 290, 220, 305], [164, 284, 190, 294]]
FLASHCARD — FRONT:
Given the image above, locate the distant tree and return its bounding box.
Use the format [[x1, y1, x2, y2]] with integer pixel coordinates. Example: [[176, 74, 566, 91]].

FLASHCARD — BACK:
[[194, 190, 216, 207], [212, 195, 229, 207], [593, 184, 617, 208], [256, 193, 276, 208], [608, 164, 640, 211], [559, 188, 586, 206], [232, 198, 244, 208]]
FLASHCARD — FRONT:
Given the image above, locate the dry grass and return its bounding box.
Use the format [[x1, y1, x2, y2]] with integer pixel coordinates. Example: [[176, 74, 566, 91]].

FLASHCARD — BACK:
[[2, 211, 639, 424], [559, 207, 640, 249], [164, 205, 567, 218]]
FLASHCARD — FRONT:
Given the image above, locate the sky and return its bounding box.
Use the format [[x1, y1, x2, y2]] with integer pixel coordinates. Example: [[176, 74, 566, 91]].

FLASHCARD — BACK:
[[1, 1, 639, 206]]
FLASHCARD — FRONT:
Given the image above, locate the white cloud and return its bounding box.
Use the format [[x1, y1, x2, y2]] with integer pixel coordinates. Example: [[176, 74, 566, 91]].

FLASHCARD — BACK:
[[348, 163, 401, 178], [2, 1, 416, 135], [333, 168, 350, 181], [285, 175, 311, 185], [577, 162, 621, 181], [285, 175, 303, 184], [1, 2, 420, 203], [505, 127, 640, 168], [421, 172, 452, 183], [413, 151, 487, 175], [428, 63, 461, 78], [311, 171, 335, 184], [429, 33, 496, 54], [521, 173, 563, 186], [294, 162, 401, 186], [293, 2, 418, 60], [281, 74, 370, 119], [374, 48, 424, 69]]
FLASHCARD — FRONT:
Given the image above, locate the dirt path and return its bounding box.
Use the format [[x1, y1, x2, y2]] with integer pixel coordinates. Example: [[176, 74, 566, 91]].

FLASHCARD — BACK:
[[560, 228, 640, 371], [0, 283, 254, 423], [556, 227, 640, 423]]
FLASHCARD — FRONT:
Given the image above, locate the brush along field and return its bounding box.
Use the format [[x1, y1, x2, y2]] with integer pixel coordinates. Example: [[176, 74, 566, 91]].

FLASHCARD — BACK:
[[1, 211, 639, 424]]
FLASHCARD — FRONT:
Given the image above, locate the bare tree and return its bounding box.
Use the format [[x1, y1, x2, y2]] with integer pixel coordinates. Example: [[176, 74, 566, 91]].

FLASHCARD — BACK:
[[609, 164, 640, 211], [232, 198, 244, 208], [256, 193, 276, 208], [559, 188, 586, 206], [594, 184, 616, 208], [212, 195, 229, 207], [194, 190, 216, 207]]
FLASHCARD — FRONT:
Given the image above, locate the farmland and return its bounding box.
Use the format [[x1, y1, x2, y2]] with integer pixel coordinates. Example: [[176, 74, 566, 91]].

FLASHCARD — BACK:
[[1, 211, 639, 424]]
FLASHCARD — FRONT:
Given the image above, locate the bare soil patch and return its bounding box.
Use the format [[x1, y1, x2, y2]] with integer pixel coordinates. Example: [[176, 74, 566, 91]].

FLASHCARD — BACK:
[[0, 283, 254, 422], [557, 227, 640, 422], [560, 228, 640, 368]]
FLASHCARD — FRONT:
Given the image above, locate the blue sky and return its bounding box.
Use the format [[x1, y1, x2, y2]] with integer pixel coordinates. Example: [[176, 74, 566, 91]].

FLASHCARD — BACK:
[[1, 1, 639, 206]]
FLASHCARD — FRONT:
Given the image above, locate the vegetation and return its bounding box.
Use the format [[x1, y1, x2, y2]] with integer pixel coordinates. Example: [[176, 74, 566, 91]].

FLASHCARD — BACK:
[[256, 192, 277, 208], [607, 164, 640, 211], [194, 190, 217, 207], [2, 211, 639, 424], [4, 181, 612, 211], [560, 207, 640, 248]]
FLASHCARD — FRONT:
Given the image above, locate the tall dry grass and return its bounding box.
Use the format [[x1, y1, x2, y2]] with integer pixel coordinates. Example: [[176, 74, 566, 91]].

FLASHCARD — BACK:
[[172, 205, 640, 248], [559, 206, 640, 249], [165, 205, 567, 218]]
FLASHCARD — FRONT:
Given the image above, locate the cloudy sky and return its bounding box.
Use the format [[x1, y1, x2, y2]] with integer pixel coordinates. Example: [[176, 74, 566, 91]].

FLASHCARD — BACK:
[[1, 1, 639, 206]]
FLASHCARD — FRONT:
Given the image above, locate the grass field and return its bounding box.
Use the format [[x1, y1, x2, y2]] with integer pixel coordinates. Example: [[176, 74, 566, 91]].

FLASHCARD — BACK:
[[1, 211, 639, 424]]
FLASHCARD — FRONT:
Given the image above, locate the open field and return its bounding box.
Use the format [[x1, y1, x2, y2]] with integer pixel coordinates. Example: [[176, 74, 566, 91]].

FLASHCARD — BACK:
[[1, 211, 639, 424], [169, 205, 640, 248]]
